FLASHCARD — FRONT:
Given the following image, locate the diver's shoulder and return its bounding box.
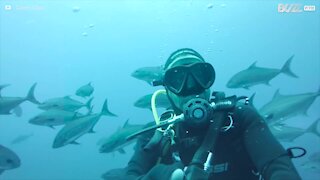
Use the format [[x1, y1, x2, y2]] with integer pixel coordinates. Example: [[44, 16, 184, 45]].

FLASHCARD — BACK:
[[234, 102, 256, 112], [233, 103, 261, 119]]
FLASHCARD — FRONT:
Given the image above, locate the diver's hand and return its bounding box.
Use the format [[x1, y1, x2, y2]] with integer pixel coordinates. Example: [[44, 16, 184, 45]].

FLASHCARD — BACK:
[[142, 162, 184, 180], [171, 165, 209, 180], [184, 165, 209, 180], [171, 169, 185, 180]]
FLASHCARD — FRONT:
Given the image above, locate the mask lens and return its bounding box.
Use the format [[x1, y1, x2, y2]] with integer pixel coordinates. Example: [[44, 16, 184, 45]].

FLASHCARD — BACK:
[[164, 67, 187, 94], [191, 63, 215, 88]]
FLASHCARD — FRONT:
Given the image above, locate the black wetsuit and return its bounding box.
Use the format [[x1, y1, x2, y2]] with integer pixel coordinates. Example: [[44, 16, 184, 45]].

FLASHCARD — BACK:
[[125, 104, 301, 180]]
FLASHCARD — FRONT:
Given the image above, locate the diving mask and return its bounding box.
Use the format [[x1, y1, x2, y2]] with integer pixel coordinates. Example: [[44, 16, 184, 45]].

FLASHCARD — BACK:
[[163, 62, 215, 96]]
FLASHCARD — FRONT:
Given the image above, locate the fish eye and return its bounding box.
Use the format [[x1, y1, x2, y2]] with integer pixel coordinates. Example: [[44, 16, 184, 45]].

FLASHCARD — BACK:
[[6, 159, 13, 164]]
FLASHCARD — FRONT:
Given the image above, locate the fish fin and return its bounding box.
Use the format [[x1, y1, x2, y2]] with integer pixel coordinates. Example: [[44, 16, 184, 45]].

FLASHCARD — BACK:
[[13, 106, 23, 117], [306, 118, 320, 137], [101, 99, 118, 117], [247, 61, 257, 69], [71, 141, 80, 145], [85, 97, 94, 110], [248, 93, 255, 106], [118, 148, 126, 154], [26, 83, 40, 104], [264, 81, 271, 86], [89, 128, 96, 133], [75, 93, 84, 98], [243, 86, 250, 90], [48, 125, 55, 129], [272, 89, 282, 100], [86, 105, 94, 115], [123, 119, 130, 128], [0, 84, 10, 97], [64, 96, 71, 99], [280, 55, 298, 78]]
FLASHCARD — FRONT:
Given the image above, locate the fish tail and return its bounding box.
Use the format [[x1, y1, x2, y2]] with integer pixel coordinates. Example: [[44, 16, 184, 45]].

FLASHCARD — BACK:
[[281, 55, 298, 78], [26, 83, 40, 104], [101, 99, 117, 117], [306, 118, 320, 137]]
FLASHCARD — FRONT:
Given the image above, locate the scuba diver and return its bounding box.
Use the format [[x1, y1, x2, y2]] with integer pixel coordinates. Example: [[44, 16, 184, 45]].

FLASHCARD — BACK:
[[122, 48, 302, 180]]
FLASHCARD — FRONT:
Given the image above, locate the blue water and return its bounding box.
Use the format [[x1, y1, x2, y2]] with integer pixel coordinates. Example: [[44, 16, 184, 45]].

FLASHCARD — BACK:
[[0, 0, 319, 179]]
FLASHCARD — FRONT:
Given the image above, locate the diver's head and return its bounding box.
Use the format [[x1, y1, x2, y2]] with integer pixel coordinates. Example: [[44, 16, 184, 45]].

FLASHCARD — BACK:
[[163, 48, 215, 114]]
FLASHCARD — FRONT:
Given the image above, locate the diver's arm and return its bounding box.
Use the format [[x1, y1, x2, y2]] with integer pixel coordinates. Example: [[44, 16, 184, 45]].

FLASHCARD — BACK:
[[238, 105, 301, 180], [125, 131, 159, 179]]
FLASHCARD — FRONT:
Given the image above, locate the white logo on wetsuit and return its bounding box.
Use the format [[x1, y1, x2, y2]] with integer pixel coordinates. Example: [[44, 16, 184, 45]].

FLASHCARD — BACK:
[[213, 162, 229, 173]]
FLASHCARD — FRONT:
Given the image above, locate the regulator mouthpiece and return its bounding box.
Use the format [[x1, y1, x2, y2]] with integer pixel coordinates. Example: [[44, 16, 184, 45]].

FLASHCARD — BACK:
[[182, 98, 213, 128]]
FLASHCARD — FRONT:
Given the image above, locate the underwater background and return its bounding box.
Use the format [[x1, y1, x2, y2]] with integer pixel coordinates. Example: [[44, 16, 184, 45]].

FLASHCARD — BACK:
[[0, 0, 319, 179]]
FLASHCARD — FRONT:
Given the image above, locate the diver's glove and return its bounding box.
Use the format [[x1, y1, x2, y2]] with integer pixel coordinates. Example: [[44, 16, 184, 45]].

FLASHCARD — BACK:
[[141, 162, 184, 180]]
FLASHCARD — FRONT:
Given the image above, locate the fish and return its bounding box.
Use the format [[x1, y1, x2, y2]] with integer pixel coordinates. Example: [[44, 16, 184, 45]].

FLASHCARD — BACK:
[[269, 118, 320, 142], [76, 82, 94, 98], [72, 6, 80, 13], [226, 55, 298, 89], [29, 109, 84, 129], [207, 4, 214, 9], [101, 167, 127, 180], [0, 145, 21, 175], [99, 119, 146, 154], [11, 133, 34, 145], [52, 99, 117, 148], [131, 66, 164, 86], [0, 83, 40, 115], [38, 96, 93, 112], [134, 93, 171, 110], [259, 87, 320, 125], [301, 151, 320, 173]]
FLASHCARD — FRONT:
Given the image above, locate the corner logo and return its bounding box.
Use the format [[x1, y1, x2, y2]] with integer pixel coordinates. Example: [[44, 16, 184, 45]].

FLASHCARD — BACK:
[[4, 5, 12, 10], [278, 4, 316, 13]]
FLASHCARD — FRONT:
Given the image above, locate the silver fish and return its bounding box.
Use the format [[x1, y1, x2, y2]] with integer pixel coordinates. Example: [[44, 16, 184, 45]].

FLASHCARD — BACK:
[[0, 83, 39, 115], [301, 151, 320, 173], [38, 96, 93, 111], [226, 55, 298, 89], [131, 66, 164, 86], [101, 167, 127, 180], [134, 93, 171, 110], [76, 82, 94, 98], [269, 118, 320, 142], [29, 109, 84, 129], [11, 133, 34, 145], [52, 99, 117, 148], [99, 119, 145, 154], [259, 88, 320, 125], [0, 145, 21, 174]]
